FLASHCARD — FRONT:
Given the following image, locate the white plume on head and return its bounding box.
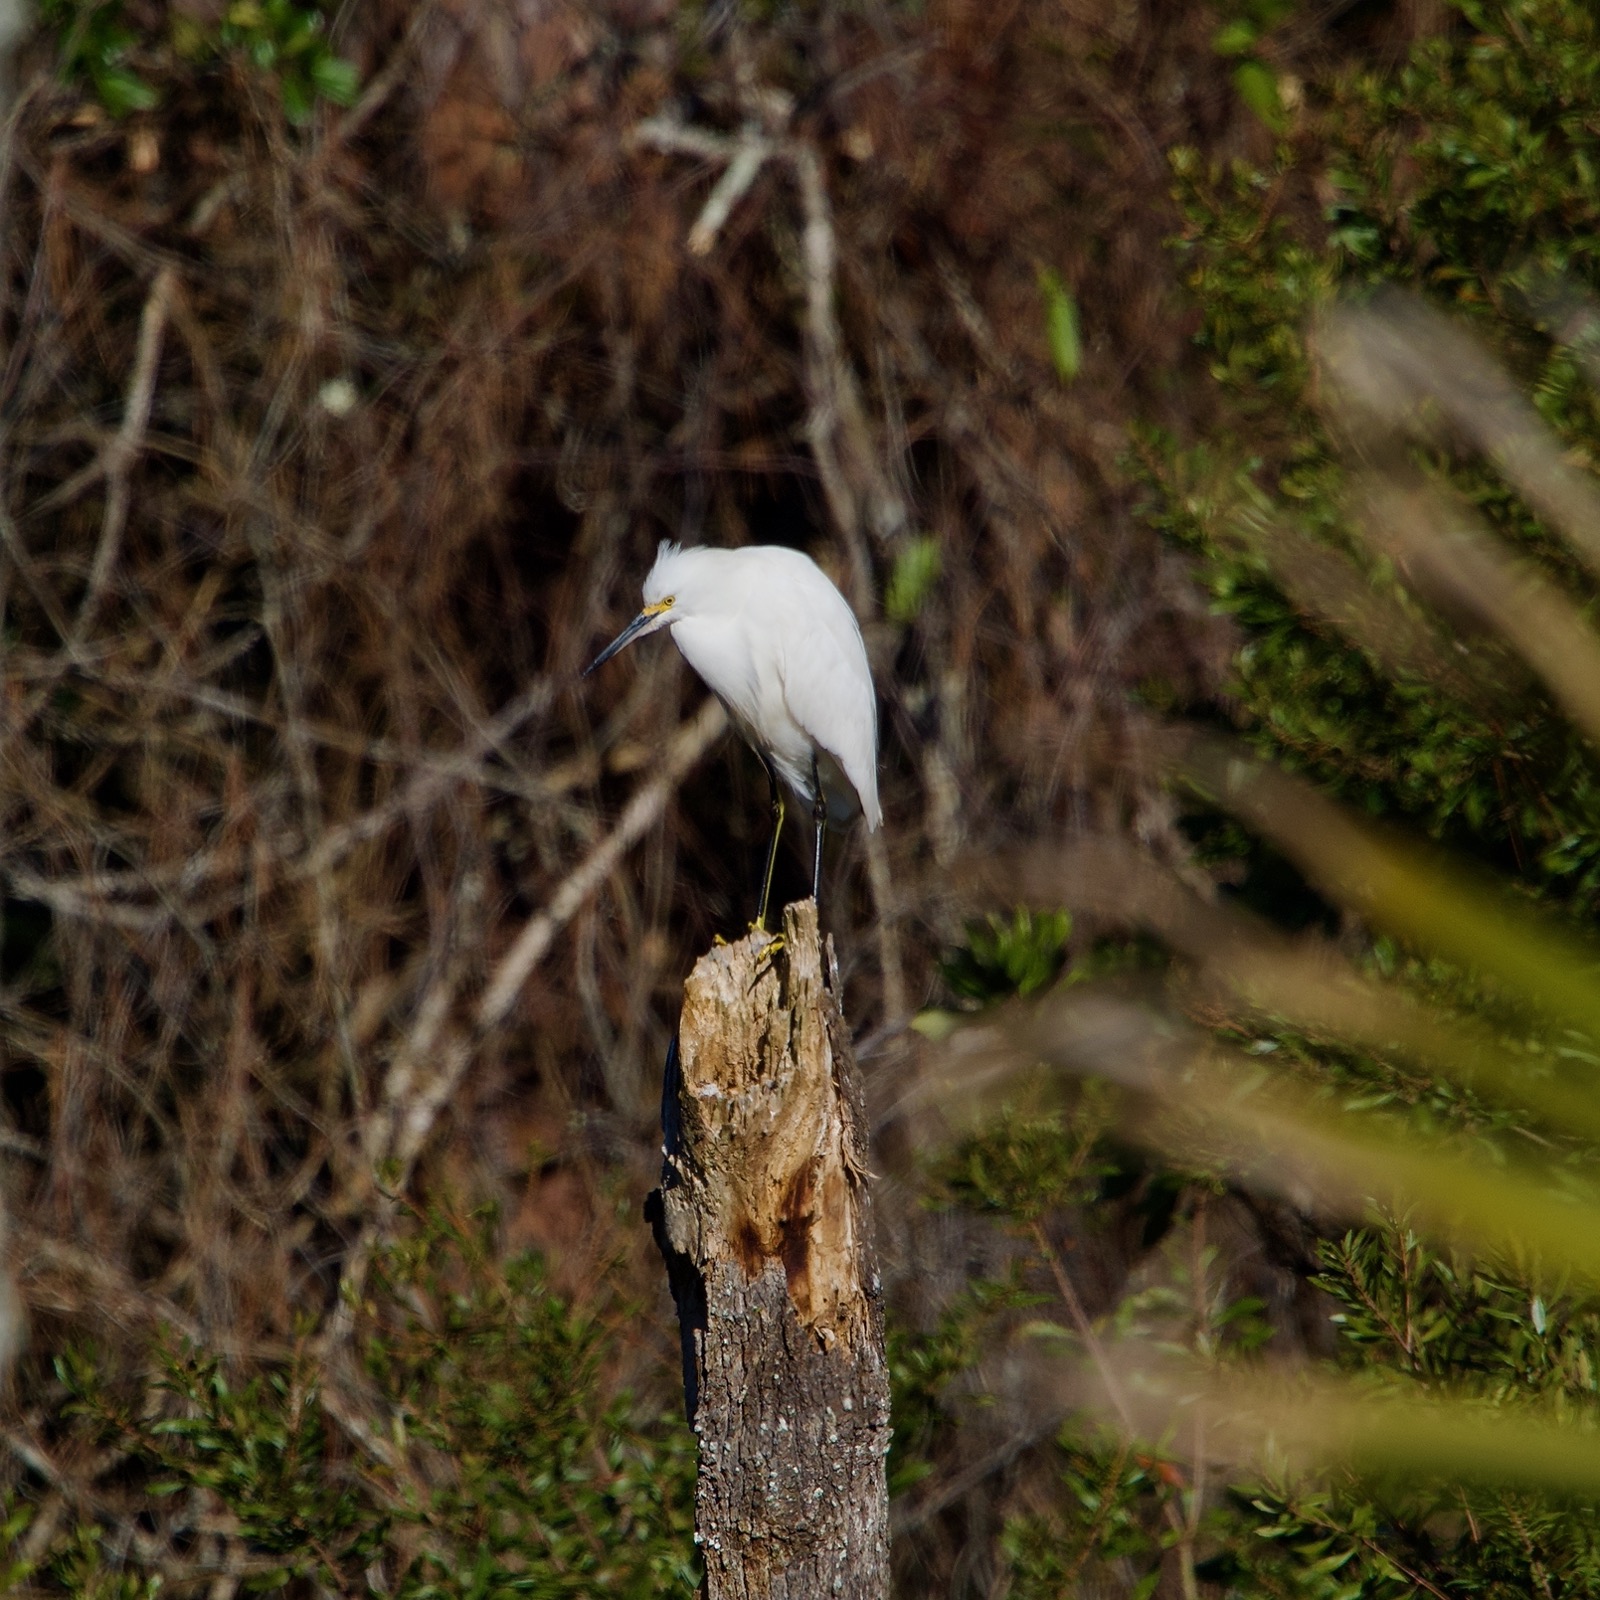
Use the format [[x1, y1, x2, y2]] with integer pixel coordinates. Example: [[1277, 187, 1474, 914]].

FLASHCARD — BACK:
[[643, 540, 687, 605]]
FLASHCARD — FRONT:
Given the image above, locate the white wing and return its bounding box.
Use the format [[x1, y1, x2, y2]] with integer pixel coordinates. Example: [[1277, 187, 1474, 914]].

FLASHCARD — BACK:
[[775, 556, 881, 830]]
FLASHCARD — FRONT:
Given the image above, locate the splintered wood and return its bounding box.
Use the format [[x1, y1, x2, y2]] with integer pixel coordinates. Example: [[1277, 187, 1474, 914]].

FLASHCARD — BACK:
[[649, 900, 890, 1600]]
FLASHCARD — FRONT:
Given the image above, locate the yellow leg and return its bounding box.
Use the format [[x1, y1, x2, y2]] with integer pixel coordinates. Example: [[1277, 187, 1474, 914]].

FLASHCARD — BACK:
[[810, 754, 826, 907], [756, 788, 785, 933]]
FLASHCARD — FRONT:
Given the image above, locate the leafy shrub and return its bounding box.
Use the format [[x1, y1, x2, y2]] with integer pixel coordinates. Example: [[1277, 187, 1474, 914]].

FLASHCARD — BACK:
[[3, 1213, 698, 1596], [1151, 0, 1600, 913], [893, 12, 1600, 1595], [939, 906, 1073, 1005], [40, 0, 358, 120]]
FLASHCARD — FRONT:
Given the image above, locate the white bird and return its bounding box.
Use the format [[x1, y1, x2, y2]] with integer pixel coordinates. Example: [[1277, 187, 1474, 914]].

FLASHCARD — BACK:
[[584, 541, 881, 929]]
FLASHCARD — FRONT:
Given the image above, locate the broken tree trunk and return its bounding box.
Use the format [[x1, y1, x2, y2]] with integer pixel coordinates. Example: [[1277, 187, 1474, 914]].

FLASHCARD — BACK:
[[648, 899, 891, 1599]]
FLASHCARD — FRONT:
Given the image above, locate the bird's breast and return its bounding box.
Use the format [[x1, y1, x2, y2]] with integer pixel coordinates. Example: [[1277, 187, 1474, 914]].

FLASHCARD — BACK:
[[670, 615, 816, 792]]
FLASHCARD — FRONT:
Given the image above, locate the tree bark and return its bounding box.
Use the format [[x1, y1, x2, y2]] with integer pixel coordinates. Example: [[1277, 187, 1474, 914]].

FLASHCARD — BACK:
[[648, 899, 891, 1600]]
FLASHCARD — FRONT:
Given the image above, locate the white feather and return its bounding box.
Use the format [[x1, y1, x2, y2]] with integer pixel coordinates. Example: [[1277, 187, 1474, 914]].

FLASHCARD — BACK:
[[641, 543, 881, 829]]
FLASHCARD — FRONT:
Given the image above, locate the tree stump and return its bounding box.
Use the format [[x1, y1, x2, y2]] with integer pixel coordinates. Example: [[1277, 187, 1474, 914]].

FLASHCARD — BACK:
[[648, 899, 891, 1599]]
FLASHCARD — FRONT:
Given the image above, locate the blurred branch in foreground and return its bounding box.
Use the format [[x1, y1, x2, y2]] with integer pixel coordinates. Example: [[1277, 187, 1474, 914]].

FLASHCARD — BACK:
[[904, 285, 1600, 1513]]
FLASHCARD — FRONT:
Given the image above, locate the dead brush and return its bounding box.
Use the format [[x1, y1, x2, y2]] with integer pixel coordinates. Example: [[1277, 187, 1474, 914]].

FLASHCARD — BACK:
[[0, 0, 1291, 1588]]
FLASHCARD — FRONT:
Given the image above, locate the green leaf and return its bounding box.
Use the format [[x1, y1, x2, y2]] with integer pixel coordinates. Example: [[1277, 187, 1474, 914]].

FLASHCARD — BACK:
[[1038, 267, 1082, 382], [886, 536, 941, 624], [910, 1008, 959, 1041], [1212, 18, 1259, 56], [310, 53, 360, 106], [1232, 59, 1286, 131], [170, 13, 210, 59], [280, 74, 311, 122], [91, 63, 158, 114]]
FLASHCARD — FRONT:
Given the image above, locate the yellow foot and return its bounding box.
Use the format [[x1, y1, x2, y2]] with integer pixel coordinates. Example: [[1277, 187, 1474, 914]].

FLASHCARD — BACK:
[[750, 930, 786, 978]]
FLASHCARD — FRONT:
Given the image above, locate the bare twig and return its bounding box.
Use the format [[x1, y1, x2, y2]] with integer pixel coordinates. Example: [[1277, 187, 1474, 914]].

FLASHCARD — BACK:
[[306, 677, 558, 877], [890, 1408, 1070, 1537], [477, 696, 728, 1032], [863, 824, 907, 1029], [631, 115, 742, 166], [1029, 1219, 1196, 1557], [632, 108, 912, 614], [1028, 1219, 1139, 1439], [318, 3, 438, 154], [688, 129, 773, 254], [72, 266, 177, 643], [787, 138, 907, 608], [14, 1225, 202, 1343], [633, 113, 779, 258]]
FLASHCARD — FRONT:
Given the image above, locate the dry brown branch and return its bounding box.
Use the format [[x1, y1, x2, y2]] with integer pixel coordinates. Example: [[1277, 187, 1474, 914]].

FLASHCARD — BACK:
[[633, 106, 910, 612], [0, 4, 1263, 1586], [863, 825, 907, 1029], [789, 139, 909, 595], [306, 677, 559, 878], [26, 261, 177, 523], [13, 1224, 201, 1343], [476, 696, 728, 1033]]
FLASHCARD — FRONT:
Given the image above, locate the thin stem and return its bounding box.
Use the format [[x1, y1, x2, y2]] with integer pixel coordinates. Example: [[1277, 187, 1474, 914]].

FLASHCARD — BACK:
[[1029, 1220, 1196, 1563], [1178, 1198, 1210, 1600], [1028, 1219, 1137, 1437], [810, 753, 826, 905], [757, 754, 785, 932], [1057, 1436, 1133, 1589]]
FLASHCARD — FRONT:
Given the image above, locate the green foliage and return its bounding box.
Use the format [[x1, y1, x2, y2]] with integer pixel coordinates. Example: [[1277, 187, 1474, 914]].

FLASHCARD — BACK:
[[1338, 0, 1600, 282], [1001, 1435, 1173, 1600], [983, 1208, 1600, 1598], [993, 1213, 1293, 1599], [1210, 0, 1295, 133], [144, 1353, 379, 1585], [925, 16, 1600, 1545], [42, 0, 359, 121], [1231, 59, 1288, 134], [1238, 1218, 1600, 1598], [930, 1094, 1115, 1221], [7, 1213, 698, 1596], [40, 0, 158, 114], [1037, 267, 1082, 382], [213, 0, 359, 120], [940, 905, 1072, 1004], [1090, 4, 1600, 1595], [1152, 0, 1600, 916], [360, 1217, 697, 1596], [909, 921, 1268, 1595], [887, 1274, 1044, 1497], [885, 536, 943, 624]]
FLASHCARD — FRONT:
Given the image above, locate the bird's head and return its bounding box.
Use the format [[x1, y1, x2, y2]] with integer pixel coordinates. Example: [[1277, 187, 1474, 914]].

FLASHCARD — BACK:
[[581, 540, 685, 676]]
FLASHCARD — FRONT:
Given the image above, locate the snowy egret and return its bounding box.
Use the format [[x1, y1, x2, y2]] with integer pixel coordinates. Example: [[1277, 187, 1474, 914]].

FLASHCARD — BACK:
[[584, 541, 881, 929]]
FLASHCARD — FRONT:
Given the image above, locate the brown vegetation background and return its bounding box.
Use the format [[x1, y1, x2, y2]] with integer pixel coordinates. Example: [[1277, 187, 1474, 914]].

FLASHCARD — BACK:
[[0, 0, 1446, 1584]]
